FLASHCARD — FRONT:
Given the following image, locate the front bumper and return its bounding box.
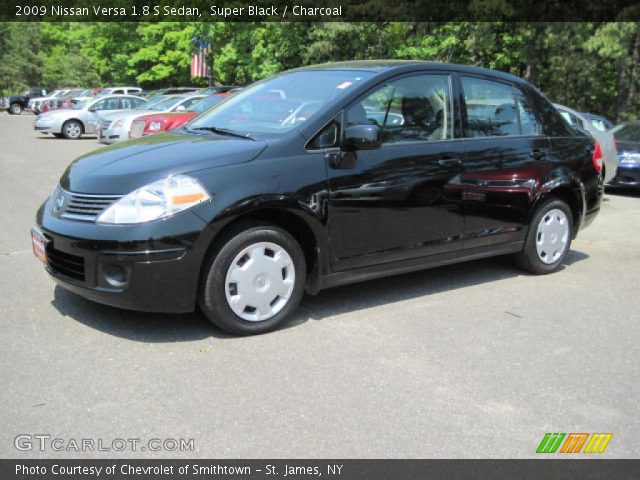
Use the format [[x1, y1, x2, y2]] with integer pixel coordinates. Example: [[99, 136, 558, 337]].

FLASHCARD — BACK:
[[608, 164, 640, 188], [33, 117, 62, 134], [35, 200, 214, 313], [98, 125, 129, 144]]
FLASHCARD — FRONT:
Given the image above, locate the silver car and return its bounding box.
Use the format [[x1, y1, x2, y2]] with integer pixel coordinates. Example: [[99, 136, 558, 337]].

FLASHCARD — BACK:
[[554, 104, 618, 184], [96, 94, 205, 144], [33, 95, 146, 139]]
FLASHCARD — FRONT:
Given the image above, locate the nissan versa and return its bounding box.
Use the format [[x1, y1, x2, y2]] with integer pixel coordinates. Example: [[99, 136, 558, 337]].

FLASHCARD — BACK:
[[33, 61, 603, 335]]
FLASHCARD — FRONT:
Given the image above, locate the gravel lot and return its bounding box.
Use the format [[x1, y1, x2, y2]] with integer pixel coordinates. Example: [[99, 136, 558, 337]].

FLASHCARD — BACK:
[[1, 113, 639, 459]]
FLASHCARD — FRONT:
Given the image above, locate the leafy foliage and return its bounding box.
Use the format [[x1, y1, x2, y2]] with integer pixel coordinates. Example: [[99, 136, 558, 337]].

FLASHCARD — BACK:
[[0, 21, 638, 122]]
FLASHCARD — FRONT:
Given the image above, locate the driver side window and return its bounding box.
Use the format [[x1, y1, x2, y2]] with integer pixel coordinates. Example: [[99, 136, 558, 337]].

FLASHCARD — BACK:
[[345, 74, 452, 144], [92, 99, 107, 111]]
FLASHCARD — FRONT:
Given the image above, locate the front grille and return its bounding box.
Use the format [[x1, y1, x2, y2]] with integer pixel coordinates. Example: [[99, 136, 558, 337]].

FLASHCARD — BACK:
[[47, 246, 85, 282], [53, 187, 122, 222], [130, 120, 145, 138]]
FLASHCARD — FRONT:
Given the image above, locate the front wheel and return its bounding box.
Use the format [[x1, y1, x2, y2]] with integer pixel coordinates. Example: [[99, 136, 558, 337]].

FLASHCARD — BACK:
[[9, 103, 22, 115], [62, 120, 82, 139], [515, 198, 573, 274], [199, 222, 306, 335]]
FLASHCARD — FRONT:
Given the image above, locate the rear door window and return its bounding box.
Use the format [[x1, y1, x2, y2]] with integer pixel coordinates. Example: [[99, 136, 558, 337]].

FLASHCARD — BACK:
[[461, 76, 519, 137]]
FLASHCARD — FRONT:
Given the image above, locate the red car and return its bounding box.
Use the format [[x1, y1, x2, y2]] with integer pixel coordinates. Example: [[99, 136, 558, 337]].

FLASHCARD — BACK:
[[129, 94, 228, 138]]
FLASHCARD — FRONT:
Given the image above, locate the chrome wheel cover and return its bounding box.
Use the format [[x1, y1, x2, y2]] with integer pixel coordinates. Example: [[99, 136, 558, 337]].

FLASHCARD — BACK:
[[225, 242, 295, 322], [536, 208, 569, 264], [65, 122, 81, 138], [10, 104, 21, 114]]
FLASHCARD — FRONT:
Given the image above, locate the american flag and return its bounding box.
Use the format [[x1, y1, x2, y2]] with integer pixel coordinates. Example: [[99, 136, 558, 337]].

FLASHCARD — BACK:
[[191, 46, 210, 78]]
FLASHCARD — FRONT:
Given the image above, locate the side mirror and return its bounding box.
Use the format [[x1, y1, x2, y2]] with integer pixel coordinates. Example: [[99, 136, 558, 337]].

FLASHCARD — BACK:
[[343, 124, 381, 151], [88, 107, 96, 112], [175, 105, 186, 112]]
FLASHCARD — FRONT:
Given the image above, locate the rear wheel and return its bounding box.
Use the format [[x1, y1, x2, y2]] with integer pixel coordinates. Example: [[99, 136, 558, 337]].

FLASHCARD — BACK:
[[9, 103, 22, 115], [62, 120, 82, 139], [199, 222, 306, 335], [515, 198, 573, 274]]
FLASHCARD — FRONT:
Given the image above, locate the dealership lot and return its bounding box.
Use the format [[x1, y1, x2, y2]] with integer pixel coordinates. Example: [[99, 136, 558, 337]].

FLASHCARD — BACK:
[[1, 113, 639, 458]]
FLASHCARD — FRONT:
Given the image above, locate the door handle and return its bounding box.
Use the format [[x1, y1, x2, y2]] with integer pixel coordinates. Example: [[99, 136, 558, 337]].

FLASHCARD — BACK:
[[438, 158, 463, 169], [530, 149, 546, 160]]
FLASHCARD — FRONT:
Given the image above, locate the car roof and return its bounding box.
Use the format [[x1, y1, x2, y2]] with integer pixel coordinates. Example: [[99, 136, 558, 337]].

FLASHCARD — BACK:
[[290, 60, 529, 85]]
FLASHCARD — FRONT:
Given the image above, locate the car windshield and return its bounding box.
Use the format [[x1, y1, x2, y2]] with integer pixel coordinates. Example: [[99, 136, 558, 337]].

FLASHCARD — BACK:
[[139, 96, 170, 110], [611, 123, 640, 143], [189, 96, 227, 113], [54, 91, 69, 98], [187, 70, 374, 138], [147, 96, 185, 111]]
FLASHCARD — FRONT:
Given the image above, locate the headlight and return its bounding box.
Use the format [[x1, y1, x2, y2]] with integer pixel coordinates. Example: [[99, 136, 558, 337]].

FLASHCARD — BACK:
[[96, 175, 211, 224], [148, 121, 162, 132], [112, 119, 123, 129]]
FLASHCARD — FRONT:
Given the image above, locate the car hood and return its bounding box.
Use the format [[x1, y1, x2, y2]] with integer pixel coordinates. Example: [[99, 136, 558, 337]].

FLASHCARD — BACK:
[[38, 109, 86, 119], [59, 131, 268, 194], [138, 111, 197, 122], [99, 109, 152, 122]]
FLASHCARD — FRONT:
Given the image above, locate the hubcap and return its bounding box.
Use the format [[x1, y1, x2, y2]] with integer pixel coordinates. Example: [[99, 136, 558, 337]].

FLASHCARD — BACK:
[[65, 123, 81, 138], [11, 105, 20, 114], [536, 209, 569, 264], [225, 242, 295, 322]]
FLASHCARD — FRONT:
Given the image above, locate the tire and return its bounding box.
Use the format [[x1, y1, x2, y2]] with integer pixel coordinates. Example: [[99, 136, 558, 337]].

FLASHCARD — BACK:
[[199, 222, 306, 335], [62, 120, 82, 139], [9, 103, 22, 115], [514, 198, 573, 275]]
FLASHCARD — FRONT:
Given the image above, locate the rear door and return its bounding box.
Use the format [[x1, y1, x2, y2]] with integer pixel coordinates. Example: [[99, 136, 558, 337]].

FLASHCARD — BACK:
[[456, 74, 551, 249]]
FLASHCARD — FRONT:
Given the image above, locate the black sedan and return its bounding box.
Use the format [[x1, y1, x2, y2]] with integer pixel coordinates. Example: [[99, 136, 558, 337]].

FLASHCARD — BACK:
[[33, 61, 603, 335]]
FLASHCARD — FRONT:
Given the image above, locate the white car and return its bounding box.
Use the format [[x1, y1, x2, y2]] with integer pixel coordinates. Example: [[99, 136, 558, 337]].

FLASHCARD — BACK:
[[554, 104, 618, 184], [96, 94, 205, 144], [34, 95, 146, 139], [28, 89, 71, 113], [96, 86, 142, 96]]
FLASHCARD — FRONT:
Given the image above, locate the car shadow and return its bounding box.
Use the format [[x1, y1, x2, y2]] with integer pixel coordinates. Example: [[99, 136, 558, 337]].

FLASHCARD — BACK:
[[36, 136, 98, 141], [605, 187, 640, 198], [50, 250, 589, 342]]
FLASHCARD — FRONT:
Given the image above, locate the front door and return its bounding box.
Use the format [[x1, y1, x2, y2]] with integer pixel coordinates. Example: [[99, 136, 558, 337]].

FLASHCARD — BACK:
[[325, 73, 466, 271]]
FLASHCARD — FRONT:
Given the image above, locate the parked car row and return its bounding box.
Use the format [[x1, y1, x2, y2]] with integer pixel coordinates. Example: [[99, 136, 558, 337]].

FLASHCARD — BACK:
[[553, 104, 640, 189], [2, 84, 239, 115]]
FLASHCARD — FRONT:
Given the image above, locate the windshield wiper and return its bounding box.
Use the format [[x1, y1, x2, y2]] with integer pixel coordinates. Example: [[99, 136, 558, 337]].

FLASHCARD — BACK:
[[188, 126, 254, 140]]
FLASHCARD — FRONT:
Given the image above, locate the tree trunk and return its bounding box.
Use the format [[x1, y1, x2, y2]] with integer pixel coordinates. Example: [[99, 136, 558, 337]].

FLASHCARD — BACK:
[[524, 24, 545, 88], [625, 28, 640, 121]]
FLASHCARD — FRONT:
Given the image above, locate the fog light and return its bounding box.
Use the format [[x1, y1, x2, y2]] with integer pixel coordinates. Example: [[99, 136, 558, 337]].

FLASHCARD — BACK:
[[103, 263, 128, 288]]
